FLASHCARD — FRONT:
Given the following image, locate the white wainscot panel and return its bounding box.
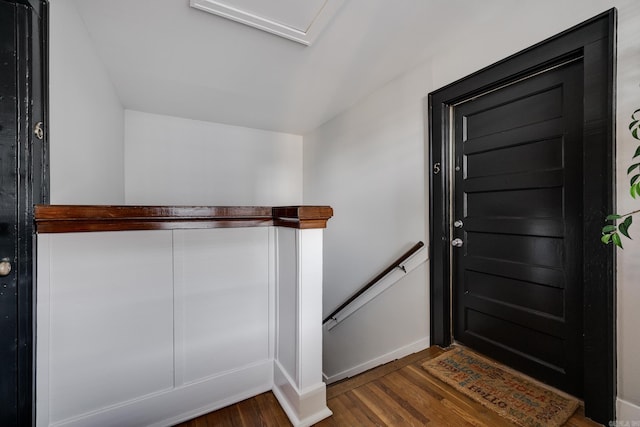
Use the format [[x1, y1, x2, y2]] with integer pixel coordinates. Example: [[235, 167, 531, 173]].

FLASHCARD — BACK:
[[42, 231, 175, 425], [173, 228, 271, 384], [276, 227, 297, 380]]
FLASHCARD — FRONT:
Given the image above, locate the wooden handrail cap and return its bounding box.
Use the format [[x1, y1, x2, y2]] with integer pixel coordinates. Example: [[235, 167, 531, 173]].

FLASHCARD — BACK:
[[35, 205, 333, 233]]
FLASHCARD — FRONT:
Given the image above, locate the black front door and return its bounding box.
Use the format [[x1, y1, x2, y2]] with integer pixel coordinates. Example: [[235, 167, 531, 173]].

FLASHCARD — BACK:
[[452, 60, 584, 396], [429, 10, 615, 423], [0, 0, 48, 424]]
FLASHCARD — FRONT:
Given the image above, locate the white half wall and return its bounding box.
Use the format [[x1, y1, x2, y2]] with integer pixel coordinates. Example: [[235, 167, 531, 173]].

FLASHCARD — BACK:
[[36, 228, 275, 427], [49, 0, 124, 204], [124, 110, 303, 205], [304, 62, 431, 379]]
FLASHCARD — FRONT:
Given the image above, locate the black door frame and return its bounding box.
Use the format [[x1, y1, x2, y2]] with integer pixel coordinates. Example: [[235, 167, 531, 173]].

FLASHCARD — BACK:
[[0, 0, 48, 425], [428, 10, 616, 424]]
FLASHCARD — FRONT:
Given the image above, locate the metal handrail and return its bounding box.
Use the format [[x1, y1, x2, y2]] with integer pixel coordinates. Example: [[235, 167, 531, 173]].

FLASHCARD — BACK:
[[322, 241, 425, 324]]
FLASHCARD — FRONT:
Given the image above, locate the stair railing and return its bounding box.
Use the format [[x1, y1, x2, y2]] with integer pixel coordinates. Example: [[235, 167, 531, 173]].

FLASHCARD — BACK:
[[323, 241, 425, 325]]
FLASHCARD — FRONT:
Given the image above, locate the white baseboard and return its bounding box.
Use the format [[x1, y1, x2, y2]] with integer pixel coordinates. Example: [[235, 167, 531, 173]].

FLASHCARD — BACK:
[[46, 360, 273, 427], [322, 336, 430, 384], [273, 361, 333, 427], [617, 397, 640, 422]]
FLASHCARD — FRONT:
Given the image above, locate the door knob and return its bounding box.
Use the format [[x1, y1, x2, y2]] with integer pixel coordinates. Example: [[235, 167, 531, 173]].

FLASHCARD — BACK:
[[451, 238, 464, 247], [0, 258, 12, 276], [454, 220, 464, 228]]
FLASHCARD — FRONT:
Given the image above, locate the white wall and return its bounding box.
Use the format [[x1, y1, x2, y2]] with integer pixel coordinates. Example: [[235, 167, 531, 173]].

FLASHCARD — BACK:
[[306, 1, 640, 416], [304, 62, 431, 380], [49, 0, 124, 204], [49, 0, 303, 207], [614, 1, 640, 417], [124, 110, 302, 205]]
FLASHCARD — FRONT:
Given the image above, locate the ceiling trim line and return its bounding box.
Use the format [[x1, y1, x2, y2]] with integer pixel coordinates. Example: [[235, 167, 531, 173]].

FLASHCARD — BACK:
[[189, 0, 344, 46]]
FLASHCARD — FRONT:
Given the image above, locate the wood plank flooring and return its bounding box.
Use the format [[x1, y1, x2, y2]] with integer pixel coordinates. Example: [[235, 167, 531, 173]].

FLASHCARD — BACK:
[[175, 346, 601, 426]]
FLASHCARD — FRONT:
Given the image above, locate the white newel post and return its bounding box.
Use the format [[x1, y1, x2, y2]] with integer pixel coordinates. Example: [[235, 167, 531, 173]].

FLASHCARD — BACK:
[[273, 226, 332, 427]]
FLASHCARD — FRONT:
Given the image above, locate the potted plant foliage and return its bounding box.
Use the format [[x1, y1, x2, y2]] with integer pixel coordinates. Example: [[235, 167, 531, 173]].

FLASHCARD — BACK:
[[602, 108, 640, 248]]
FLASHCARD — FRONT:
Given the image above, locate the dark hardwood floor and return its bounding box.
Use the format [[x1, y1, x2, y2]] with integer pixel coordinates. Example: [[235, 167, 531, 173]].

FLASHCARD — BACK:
[[175, 346, 601, 426]]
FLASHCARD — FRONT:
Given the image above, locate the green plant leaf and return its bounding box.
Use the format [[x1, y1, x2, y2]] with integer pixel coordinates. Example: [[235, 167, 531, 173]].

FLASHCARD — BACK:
[[619, 224, 628, 238], [601, 108, 640, 247], [620, 216, 633, 239], [612, 232, 623, 248]]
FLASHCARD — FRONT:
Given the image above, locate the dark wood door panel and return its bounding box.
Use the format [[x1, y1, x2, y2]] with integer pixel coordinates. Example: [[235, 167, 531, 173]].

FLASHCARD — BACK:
[[463, 118, 564, 156], [453, 59, 584, 397], [464, 217, 564, 237], [464, 294, 565, 336], [463, 168, 564, 193], [465, 86, 563, 140], [464, 257, 565, 288], [465, 309, 566, 367], [459, 66, 572, 140], [466, 137, 563, 178], [464, 270, 564, 317], [466, 187, 563, 218], [462, 312, 570, 391], [465, 232, 563, 268]]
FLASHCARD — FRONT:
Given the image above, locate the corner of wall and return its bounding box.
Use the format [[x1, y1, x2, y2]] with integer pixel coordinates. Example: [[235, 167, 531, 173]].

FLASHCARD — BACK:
[[49, 0, 125, 204], [617, 398, 640, 423]]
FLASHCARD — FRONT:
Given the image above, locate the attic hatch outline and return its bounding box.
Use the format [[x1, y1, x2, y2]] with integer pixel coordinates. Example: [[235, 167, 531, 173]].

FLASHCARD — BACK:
[[189, 0, 345, 46]]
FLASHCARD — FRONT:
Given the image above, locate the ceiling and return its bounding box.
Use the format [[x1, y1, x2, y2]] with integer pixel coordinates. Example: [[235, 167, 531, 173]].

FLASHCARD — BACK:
[[188, 0, 343, 45], [71, 0, 518, 134]]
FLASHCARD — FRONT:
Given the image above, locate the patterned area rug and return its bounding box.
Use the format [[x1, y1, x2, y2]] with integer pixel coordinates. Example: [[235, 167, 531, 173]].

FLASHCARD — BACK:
[[422, 347, 579, 427]]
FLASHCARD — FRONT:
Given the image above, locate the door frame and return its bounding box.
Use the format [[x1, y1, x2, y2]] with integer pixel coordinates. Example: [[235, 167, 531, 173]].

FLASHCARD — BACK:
[[427, 9, 616, 423], [0, 0, 49, 425]]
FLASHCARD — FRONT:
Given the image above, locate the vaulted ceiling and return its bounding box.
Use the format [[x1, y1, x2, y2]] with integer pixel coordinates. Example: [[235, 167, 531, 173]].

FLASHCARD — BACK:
[[72, 0, 523, 134]]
